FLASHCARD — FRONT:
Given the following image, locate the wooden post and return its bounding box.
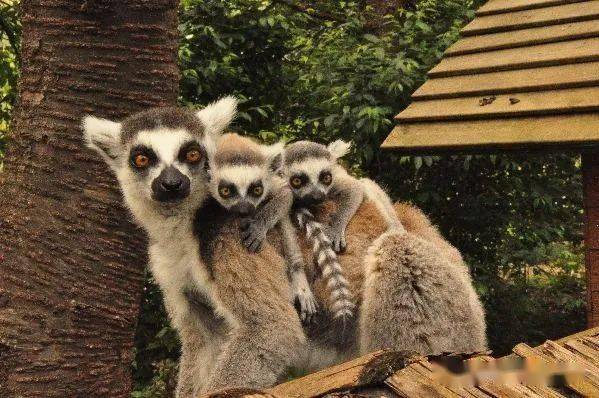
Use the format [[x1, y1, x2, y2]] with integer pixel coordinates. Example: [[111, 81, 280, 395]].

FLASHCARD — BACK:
[[584, 152, 599, 327]]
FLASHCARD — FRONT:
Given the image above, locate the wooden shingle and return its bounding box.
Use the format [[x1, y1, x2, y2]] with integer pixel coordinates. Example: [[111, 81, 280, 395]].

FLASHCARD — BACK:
[[382, 0, 599, 152]]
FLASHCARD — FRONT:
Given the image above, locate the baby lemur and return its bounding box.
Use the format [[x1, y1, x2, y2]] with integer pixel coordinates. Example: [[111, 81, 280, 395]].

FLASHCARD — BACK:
[[283, 140, 403, 252], [208, 133, 318, 321]]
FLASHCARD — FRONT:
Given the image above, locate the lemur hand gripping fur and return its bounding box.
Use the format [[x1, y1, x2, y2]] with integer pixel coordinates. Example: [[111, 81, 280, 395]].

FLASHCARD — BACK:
[[295, 208, 355, 322]]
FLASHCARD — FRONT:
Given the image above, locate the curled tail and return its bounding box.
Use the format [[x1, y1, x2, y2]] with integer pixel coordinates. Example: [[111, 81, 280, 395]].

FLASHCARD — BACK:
[[295, 208, 355, 322]]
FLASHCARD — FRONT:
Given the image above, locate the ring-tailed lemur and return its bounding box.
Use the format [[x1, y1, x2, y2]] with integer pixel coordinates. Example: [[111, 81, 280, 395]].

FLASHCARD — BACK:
[[83, 98, 307, 397], [283, 140, 404, 253], [83, 98, 487, 394], [206, 132, 317, 321]]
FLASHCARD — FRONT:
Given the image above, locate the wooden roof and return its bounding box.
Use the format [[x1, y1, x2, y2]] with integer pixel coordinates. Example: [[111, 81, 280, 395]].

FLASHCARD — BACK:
[[382, 0, 599, 153], [202, 327, 599, 397]]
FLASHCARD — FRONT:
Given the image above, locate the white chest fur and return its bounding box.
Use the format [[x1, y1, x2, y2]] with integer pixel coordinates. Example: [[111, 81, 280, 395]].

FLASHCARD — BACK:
[[146, 216, 234, 331]]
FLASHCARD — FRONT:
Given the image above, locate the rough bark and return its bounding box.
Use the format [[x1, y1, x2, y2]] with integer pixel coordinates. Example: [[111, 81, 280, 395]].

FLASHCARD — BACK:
[[0, 0, 179, 396], [583, 152, 599, 327]]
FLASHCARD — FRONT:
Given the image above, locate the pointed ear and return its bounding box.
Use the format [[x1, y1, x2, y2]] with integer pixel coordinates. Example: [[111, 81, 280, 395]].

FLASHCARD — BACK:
[[196, 96, 238, 139], [327, 139, 351, 160], [82, 115, 123, 167], [264, 142, 284, 173]]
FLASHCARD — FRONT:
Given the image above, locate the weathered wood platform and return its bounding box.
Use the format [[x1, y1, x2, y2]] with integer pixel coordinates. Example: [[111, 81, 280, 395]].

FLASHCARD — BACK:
[[201, 327, 599, 397]]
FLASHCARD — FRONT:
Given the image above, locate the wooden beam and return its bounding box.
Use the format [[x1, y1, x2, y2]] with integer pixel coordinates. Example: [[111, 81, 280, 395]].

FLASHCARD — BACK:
[[413, 62, 599, 101], [584, 152, 599, 328], [396, 87, 599, 122], [429, 37, 599, 78], [476, 0, 588, 17], [462, 2, 599, 36], [445, 20, 599, 56], [382, 114, 599, 152], [265, 350, 412, 398]]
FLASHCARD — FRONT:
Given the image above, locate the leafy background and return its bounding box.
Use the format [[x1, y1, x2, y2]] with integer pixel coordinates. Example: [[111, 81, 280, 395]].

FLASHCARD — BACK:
[[0, 1, 586, 396]]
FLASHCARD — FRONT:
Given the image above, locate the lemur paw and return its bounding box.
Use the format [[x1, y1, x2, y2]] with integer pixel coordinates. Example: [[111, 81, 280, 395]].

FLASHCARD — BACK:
[[290, 271, 318, 323], [294, 288, 318, 324], [239, 219, 267, 253], [325, 227, 347, 253]]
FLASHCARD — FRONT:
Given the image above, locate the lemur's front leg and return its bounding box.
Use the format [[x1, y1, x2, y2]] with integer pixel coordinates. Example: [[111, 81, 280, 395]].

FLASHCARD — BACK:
[[327, 172, 364, 252], [240, 179, 293, 252]]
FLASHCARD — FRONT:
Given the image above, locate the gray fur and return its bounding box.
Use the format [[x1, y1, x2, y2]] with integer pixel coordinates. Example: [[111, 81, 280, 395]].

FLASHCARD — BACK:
[[296, 209, 354, 322], [284, 141, 331, 165], [360, 230, 488, 355], [120, 107, 205, 143], [327, 172, 365, 252]]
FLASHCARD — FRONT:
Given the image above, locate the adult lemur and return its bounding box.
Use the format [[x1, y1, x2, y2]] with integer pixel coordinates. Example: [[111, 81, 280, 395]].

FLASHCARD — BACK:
[[83, 98, 306, 396], [83, 97, 487, 396]]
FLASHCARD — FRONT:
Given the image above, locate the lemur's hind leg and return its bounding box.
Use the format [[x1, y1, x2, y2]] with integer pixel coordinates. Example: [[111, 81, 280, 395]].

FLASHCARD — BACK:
[[359, 231, 487, 356], [200, 319, 305, 393]]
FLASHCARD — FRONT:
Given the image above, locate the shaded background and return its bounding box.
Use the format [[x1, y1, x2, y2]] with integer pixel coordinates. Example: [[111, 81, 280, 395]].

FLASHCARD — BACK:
[[0, 0, 585, 396]]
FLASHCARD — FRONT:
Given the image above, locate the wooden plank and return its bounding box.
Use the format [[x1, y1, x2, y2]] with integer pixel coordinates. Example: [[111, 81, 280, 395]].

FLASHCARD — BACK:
[[381, 114, 599, 152], [540, 340, 599, 396], [266, 350, 411, 398], [413, 62, 599, 100], [462, 2, 599, 36], [565, 339, 599, 364], [555, 326, 599, 343], [429, 38, 599, 78], [200, 389, 274, 398], [476, 0, 588, 17], [446, 20, 599, 56], [386, 365, 456, 397], [397, 87, 599, 122]]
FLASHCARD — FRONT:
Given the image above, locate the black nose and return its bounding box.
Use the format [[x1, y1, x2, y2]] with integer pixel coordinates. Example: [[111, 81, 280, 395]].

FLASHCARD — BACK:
[[151, 166, 191, 203], [231, 201, 255, 216], [161, 178, 182, 191], [311, 191, 325, 202]]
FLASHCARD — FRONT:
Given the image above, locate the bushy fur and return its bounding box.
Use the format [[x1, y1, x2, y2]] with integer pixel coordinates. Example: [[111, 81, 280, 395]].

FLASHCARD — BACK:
[[83, 99, 306, 397]]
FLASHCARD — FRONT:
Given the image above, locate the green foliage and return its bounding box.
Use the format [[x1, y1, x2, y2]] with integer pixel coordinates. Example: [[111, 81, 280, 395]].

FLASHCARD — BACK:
[[133, 0, 585, 394], [0, 1, 585, 395], [0, 0, 20, 160]]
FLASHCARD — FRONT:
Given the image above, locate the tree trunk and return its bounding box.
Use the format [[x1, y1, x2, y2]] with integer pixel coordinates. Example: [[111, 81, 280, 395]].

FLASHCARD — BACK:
[[584, 152, 599, 327], [0, 1, 178, 396]]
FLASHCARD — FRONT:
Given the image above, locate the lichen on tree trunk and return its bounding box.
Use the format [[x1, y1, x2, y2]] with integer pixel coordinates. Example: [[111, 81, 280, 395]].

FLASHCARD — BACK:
[[0, 0, 179, 396]]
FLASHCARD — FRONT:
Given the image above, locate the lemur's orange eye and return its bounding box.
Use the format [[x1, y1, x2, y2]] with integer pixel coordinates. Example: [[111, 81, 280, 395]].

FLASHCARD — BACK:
[[186, 149, 202, 164], [219, 186, 231, 198], [320, 172, 332, 185], [253, 186, 263, 197], [290, 177, 303, 189], [134, 154, 150, 168]]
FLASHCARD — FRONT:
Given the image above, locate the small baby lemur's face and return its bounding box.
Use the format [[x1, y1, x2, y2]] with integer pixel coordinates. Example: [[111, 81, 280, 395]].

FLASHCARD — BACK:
[[283, 140, 351, 206], [209, 133, 283, 216], [83, 97, 237, 218]]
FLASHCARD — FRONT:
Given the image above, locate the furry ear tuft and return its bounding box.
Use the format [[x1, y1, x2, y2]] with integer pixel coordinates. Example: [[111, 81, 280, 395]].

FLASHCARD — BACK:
[[264, 141, 285, 173], [196, 96, 238, 139], [327, 140, 351, 160], [82, 115, 123, 165]]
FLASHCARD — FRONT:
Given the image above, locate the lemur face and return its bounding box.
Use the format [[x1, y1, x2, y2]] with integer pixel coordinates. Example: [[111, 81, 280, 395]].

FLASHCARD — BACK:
[[124, 128, 208, 205], [209, 134, 283, 216], [285, 157, 334, 206], [83, 97, 237, 218], [284, 140, 350, 206]]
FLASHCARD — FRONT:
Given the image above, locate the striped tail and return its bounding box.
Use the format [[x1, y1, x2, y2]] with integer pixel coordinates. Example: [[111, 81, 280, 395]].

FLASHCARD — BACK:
[[295, 208, 355, 322]]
